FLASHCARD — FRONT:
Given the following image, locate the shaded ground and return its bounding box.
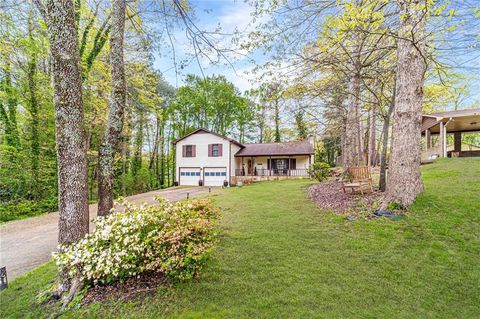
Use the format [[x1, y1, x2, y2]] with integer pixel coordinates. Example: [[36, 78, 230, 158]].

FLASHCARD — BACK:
[[308, 180, 383, 214], [0, 187, 212, 280], [82, 271, 168, 305]]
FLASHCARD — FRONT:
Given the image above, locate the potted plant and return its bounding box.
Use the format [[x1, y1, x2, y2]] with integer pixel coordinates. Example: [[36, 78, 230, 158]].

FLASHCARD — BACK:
[[223, 180, 228, 187]]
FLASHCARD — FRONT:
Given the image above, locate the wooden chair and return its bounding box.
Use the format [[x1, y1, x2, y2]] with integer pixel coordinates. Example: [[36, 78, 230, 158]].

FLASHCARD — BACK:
[[342, 166, 373, 195]]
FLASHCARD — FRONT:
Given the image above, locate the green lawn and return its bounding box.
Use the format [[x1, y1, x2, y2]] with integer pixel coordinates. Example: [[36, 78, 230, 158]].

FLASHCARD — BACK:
[[1, 158, 479, 318]]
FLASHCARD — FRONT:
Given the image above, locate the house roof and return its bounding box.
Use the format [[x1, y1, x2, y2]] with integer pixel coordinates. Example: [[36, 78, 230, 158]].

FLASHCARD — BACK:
[[173, 128, 315, 156], [172, 128, 244, 147], [235, 140, 314, 157], [425, 108, 480, 119], [421, 108, 480, 133]]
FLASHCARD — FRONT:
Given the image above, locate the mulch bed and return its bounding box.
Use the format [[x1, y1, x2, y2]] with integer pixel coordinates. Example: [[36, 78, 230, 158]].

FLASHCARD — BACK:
[[81, 271, 168, 305], [308, 180, 384, 215]]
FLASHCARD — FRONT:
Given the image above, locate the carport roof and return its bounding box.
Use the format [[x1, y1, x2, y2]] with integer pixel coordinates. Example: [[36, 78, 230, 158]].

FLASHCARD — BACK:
[[421, 108, 480, 134]]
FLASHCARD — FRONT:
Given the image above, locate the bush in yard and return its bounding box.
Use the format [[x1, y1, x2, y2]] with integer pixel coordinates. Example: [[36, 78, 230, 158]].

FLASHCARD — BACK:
[[308, 162, 330, 182], [0, 197, 58, 223], [53, 198, 220, 285]]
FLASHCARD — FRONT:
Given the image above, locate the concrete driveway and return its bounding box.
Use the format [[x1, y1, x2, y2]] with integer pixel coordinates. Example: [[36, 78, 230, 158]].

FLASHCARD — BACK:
[[0, 187, 213, 280]]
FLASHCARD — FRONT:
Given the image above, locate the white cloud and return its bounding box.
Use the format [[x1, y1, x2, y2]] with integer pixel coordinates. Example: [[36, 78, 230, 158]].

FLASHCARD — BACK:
[[224, 64, 257, 91], [217, 1, 255, 32]]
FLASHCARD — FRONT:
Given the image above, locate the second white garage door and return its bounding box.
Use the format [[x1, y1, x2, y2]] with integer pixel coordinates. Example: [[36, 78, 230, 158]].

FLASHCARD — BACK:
[[179, 168, 201, 186], [204, 167, 227, 186]]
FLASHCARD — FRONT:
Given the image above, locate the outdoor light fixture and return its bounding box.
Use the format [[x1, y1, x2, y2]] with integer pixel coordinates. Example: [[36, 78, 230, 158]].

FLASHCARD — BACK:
[[0, 267, 7, 290]]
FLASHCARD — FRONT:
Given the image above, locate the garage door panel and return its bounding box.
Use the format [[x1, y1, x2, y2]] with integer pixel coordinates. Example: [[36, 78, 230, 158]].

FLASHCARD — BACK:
[[204, 167, 227, 186], [179, 168, 201, 186]]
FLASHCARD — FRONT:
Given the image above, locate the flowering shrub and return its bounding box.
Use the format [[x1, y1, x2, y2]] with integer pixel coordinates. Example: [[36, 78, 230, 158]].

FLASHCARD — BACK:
[[53, 198, 220, 285]]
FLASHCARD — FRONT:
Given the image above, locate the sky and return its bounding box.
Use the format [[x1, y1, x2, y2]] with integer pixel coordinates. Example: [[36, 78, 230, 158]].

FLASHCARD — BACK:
[[150, 0, 480, 108], [152, 0, 264, 92]]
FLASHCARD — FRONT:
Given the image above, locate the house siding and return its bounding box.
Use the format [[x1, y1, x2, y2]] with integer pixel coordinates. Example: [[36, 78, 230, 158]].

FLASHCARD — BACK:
[[176, 132, 231, 186], [233, 155, 311, 173], [175, 130, 315, 186], [230, 143, 242, 178]]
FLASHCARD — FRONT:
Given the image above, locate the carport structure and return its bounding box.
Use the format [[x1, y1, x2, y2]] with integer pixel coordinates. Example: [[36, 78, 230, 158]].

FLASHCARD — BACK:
[[421, 108, 480, 158]]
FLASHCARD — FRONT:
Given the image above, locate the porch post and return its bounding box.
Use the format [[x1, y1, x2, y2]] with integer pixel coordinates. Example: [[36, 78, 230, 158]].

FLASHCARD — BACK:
[[454, 132, 462, 152], [425, 129, 431, 149], [288, 155, 291, 176], [269, 155, 272, 177], [439, 122, 445, 157], [443, 123, 448, 158]]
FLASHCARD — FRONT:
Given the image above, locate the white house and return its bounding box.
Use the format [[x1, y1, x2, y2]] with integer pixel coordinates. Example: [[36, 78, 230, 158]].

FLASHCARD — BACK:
[[173, 128, 315, 186]]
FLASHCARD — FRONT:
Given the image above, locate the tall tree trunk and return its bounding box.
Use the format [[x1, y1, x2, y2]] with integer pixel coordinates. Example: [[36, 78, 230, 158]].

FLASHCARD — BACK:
[[367, 104, 377, 167], [274, 99, 281, 142], [159, 117, 165, 187], [379, 82, 396, 191], [385, 0, 427, 207], [379, 95, 394, 191], [343, 70, 362, 170], [88, 164, 94, 201], [295, 111, 308, 140], [359, 115, 365, 163], [258, 108, 264, 144], [121, 101, 132, 195], [121, 134, 127, 195], [132, 111, 144, 176], [340, 115, 347, 166], [168, 128, 174, 186], [97, 0, 126, 216], [147, 120, 158, 189], [34, 0, 89, 247], [2, 55, 20, 148], [149, 117, 160, 170]]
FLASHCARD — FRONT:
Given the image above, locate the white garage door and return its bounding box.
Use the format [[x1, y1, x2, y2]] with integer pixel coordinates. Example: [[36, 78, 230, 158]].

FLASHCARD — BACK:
[[204, 167, 227, 186], [179, 168, 201, 186]]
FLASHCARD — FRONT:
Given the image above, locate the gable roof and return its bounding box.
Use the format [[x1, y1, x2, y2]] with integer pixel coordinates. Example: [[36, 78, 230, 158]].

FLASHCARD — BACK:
[[172, 128, 244, 147], [235, 140, 314, 157]]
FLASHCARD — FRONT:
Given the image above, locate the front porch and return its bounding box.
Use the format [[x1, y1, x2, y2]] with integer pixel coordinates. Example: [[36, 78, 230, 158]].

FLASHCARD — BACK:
[[234, 168, 309, 177], [421, 109, 480, 160], [231, 172, 309, 185], [232, 155, 311, 185]]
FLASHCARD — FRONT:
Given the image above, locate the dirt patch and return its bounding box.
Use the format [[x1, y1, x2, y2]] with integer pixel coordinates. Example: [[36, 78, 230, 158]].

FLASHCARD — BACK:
[[308, 180, 383, 215], [82, 271, 169, 305]]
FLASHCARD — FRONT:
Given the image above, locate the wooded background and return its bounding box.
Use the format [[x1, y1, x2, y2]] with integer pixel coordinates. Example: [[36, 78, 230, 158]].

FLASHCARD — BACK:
[[1, 0, 479, 221]]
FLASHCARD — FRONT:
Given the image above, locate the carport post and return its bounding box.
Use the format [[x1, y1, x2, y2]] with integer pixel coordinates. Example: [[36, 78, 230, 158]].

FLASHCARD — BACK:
[[440, 122, 445, 157], [454, 132, 462, 152], [442, 118, 452, 158], [425, 129, 431, 149]]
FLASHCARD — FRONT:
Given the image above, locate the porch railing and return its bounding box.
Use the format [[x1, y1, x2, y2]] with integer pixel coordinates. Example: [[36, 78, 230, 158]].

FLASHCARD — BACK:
[[234, 168, 309, 177]]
